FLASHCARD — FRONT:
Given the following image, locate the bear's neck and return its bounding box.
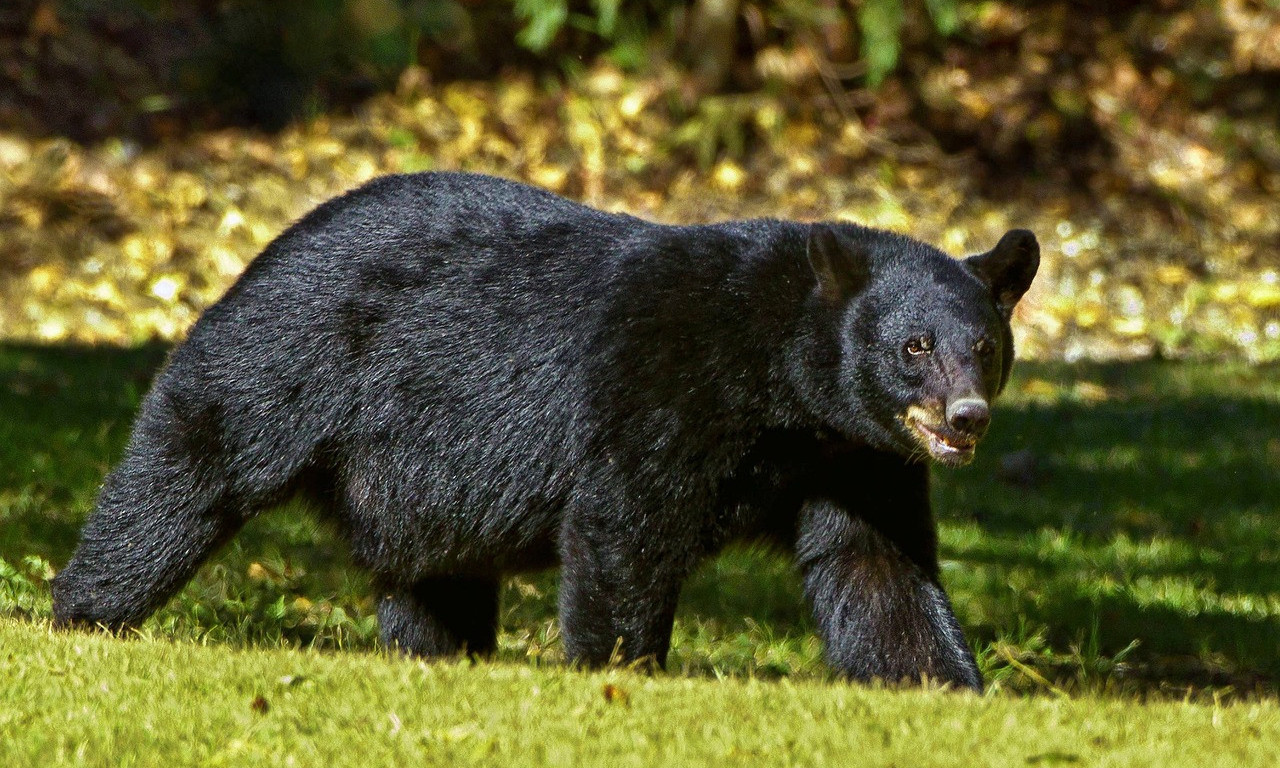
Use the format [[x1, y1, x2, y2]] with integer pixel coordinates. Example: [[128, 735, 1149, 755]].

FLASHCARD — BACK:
[[679, 219, 827, 432]]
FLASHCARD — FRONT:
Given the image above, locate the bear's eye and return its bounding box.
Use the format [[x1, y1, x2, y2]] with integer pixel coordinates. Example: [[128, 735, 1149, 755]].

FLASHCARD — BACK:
[[973, 338, 995, 359], [904, 335, 934, 356]]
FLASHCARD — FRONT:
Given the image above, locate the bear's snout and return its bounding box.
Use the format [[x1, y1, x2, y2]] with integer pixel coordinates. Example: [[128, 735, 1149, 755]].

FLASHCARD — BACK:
[[945, 397, 990, 438]]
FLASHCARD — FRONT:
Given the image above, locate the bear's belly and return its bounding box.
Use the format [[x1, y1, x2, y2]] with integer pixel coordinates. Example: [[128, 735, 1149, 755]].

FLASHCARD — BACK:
[[337, 488, 566, 580]]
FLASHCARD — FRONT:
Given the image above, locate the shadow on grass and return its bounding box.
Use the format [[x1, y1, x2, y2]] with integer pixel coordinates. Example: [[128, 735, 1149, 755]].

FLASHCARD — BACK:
[[937, 361, 1280, 693], [0, 342, 169, 559], [2, 344, 1277, 694]]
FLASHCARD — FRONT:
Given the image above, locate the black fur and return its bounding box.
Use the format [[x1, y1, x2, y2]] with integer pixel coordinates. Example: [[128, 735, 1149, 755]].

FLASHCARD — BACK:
[[52, 172, 1038, 690]]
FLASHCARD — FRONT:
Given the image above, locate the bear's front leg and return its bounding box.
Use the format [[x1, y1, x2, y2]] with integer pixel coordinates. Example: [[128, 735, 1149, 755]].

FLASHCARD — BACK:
[[796, 492, 982, 691], [557, 518, 687, 670]]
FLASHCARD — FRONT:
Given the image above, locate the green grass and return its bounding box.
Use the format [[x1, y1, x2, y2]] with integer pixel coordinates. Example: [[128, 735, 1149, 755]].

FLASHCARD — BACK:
[[2, 343, 1279, 763], [3, 620, 1278, 768]]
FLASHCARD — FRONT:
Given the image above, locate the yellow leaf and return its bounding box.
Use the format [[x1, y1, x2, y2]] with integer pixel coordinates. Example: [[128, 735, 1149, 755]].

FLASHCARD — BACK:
[[149, 276, 183, 303], [712, 160, 746, 192], [1245, 284, 1280, 308]]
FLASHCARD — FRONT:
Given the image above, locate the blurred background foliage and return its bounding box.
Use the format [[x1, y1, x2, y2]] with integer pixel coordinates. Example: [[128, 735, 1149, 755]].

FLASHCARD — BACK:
[[1, 0, 1279, 360]]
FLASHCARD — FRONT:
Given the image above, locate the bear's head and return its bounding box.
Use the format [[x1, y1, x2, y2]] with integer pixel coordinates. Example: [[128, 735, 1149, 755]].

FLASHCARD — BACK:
[[797, 223, 1039, 466]]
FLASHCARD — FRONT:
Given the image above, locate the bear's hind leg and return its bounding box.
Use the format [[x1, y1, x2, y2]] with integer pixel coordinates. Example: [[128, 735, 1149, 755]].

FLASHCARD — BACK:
[[52, 442, 243, 630], [377, 576, 500, 657]]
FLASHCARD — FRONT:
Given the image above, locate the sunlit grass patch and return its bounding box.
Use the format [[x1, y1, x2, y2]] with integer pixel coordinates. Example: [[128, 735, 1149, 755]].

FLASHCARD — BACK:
[[2, 619, 1278, 768]]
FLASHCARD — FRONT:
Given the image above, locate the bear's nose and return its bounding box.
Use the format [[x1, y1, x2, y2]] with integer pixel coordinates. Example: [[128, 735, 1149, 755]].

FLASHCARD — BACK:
[[946, 397, 990, 437]]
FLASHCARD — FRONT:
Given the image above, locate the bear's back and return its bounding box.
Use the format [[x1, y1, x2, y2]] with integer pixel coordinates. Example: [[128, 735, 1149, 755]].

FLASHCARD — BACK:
[[149, 173, 696, 570]]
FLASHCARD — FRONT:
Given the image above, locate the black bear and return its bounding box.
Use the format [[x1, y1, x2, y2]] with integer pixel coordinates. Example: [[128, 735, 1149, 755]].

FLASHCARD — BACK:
[[53, 171, 1038, 690]]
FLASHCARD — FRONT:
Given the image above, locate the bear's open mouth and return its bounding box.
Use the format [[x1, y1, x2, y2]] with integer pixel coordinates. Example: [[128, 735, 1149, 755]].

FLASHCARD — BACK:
[[903, 407, 977, 466]]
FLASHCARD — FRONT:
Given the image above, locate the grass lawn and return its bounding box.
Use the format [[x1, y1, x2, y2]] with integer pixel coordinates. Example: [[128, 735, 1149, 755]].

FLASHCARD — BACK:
[[3, 343, 1279, 763], [3, 621, 1277, 767]]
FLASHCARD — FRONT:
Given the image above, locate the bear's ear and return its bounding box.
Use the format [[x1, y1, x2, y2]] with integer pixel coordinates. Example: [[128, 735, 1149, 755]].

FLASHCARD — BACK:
[[965, 229, 1040, 319], [807, 224, 871, 301]]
